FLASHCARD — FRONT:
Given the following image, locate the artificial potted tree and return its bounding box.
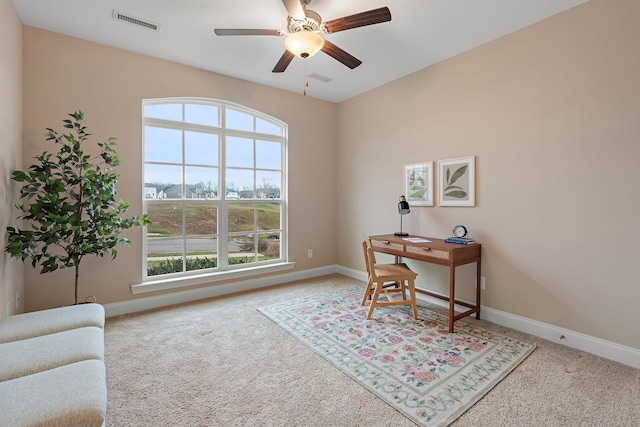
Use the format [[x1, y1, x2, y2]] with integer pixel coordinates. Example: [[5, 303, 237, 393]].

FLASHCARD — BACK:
[[5, 111, 149, 305]]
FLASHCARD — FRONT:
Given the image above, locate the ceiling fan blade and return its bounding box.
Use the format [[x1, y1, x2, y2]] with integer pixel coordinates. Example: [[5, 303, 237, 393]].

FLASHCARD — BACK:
[[272, 50, 295, 73], [214, 29, 281, 36], [281, 0, 305, 20], [321, 40, 362, 69], [323, 7, 391, 33]]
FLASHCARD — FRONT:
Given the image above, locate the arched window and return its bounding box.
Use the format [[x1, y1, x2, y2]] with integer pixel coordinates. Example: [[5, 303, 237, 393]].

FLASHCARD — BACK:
[[142, 98, 287, 281]]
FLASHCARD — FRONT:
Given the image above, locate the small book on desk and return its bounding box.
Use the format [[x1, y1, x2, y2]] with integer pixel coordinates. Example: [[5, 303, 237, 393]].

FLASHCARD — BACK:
[[444, 237, 476, 245], [402, 237, 432, 243]]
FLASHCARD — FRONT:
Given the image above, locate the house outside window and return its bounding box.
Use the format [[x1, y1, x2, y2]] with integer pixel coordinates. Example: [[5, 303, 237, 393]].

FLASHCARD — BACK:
[[142, 98, 287, 279]]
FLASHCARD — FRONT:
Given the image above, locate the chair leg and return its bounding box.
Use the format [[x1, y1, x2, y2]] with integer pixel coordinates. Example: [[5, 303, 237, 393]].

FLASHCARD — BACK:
[[361, 278, 374, 306], [366, 281, 384, 320], [407, 278, 418, 320], [399, 281, 407, 300]]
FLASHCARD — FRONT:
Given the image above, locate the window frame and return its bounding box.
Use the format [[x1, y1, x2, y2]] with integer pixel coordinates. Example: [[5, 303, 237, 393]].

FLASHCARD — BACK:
[[139, 98, 291, 290]]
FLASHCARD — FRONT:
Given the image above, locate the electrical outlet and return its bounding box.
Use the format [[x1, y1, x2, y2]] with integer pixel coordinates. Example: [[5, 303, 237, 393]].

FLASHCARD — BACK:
[[307, 249, 313, 259], [481, 276, 486, 290], [5, 302, 11, 318]]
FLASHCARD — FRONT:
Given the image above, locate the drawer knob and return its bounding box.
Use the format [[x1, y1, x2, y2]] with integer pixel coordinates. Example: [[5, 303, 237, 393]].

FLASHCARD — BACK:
[[422, 247, 431, 252], [382, 240, 390, 244]]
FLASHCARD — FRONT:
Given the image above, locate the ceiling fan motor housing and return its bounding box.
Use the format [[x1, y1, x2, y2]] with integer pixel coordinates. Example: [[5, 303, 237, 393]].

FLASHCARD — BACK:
[[287, 9, 322, 34]]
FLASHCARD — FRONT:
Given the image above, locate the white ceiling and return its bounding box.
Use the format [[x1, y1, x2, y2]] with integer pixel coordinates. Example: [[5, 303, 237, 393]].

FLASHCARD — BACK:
[[12, 0, 588, 103]]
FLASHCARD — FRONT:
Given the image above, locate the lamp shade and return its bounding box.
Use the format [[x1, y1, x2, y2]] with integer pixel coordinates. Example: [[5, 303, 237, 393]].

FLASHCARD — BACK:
[[284, 31, 324, 58], [394, 195, 410, 236], [398, 195, 410, 215]]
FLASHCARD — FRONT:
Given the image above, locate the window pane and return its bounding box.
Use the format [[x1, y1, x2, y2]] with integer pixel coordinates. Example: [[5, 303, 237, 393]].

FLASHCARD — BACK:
[[226, 169, 253, 197], [185, 247, 218, 271], [146, 203, 185, 276], [185, 104, 219, 127], [228, 203, 255, 233], [186, 166, 218, 199], [144, 165, 182, 199], [257, 203, 280, 230], [257, 171, 281, 199], [259, 233, 280, 260], [144, 103, 182, 121], [146, 204, 184, 238], [226, 108, 253, 131], [144, 126, 182, 163], [256, 117, 283, 136], [146, 237, 183, 258], [147, 249, 184, 276], [226, 137, 254, 168], [185, 204, 217, 236], [238, 189, 254, 199], [229, 234, 256, 264], [185, 131, 217, 166], [256, 140, 281, 169], [185, 203, 218, 272]]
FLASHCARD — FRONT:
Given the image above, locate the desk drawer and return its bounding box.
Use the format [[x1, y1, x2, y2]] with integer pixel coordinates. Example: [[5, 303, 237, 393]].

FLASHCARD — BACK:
[[405, 245, 450, 260], [370, 239, 404, 252]]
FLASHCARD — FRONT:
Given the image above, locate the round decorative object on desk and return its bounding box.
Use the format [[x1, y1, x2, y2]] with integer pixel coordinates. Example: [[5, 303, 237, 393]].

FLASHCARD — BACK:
[[452, 225, 468, 238]]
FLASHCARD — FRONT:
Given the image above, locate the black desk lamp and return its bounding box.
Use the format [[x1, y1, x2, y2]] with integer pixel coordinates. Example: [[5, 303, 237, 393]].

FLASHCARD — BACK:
[[394, 195, 411, 236]]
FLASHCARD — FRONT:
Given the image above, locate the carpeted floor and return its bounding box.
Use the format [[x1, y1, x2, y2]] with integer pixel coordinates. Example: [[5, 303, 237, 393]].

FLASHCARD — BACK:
[[104, 274, 640, 426]]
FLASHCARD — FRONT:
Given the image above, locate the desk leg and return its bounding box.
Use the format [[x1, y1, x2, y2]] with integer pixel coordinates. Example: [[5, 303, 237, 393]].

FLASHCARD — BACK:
[[449, 265, 455, 333], [476, 259, 482, 320]]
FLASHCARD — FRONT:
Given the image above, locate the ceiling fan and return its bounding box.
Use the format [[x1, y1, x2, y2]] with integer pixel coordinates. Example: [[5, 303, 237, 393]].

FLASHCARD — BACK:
[[214, 0, 391, 73]]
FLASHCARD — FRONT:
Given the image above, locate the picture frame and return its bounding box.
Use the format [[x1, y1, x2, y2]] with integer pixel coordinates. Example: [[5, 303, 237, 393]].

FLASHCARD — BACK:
[[403, 162, 433, 206], [438, 156, 475, 206]]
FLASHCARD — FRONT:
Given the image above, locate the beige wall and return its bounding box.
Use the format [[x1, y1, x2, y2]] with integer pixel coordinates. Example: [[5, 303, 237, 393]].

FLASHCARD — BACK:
[[337, 0, 640, 349], [21, 27, 338, 310], [0, 0, 24, 317]]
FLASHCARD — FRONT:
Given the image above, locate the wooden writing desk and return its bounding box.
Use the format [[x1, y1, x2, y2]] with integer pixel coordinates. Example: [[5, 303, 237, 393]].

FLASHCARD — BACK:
[[369, 234, 481, 332]]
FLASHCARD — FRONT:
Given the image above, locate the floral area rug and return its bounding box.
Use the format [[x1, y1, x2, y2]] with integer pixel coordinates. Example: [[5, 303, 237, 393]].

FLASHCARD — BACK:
[[258, 287, 535, 426]]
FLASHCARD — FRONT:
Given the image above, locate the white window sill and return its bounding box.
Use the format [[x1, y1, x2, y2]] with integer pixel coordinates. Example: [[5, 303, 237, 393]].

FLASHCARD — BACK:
[[131, 262, 296, 294]]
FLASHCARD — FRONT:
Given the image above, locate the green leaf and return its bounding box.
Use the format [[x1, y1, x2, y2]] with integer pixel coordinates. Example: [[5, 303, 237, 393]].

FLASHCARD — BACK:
[[444, 190, 468, 199], [11, 170, 30, 182], [448, 165, 468, 186]]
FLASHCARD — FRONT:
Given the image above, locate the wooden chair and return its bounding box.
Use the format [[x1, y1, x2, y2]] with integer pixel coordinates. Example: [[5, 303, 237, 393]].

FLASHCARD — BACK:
[[361, 240, 419, 320], [360, 238, 404, 303]]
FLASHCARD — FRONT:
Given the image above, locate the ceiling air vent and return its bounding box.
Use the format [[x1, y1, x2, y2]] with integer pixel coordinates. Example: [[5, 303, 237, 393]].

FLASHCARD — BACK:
[[308, 73, 333, 83], [112, 10, 161, 32]]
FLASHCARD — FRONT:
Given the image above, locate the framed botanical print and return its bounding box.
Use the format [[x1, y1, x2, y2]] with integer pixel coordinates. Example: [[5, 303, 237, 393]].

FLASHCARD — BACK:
[[403, 162, 433, 206], [438, 156, 475, 206]]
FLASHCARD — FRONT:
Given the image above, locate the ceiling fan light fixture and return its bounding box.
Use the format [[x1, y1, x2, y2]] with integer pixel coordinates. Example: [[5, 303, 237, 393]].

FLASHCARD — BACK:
[[284, 31, 324, 58]]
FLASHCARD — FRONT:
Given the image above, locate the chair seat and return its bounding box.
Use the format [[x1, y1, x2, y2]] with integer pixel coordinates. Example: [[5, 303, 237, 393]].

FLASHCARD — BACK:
[[373, 262, 417, 278]]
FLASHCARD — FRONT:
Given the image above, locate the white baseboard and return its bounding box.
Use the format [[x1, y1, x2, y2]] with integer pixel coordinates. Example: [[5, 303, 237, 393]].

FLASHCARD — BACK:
[[104, 265, 338, 317], [106, 265, 640, 370], [479, 306, 640, 370], [336, 265, 640, 370]]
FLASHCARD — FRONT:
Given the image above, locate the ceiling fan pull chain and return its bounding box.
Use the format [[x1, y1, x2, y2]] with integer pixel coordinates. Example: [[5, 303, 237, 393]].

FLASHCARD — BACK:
[[304, 60, 309, 96]]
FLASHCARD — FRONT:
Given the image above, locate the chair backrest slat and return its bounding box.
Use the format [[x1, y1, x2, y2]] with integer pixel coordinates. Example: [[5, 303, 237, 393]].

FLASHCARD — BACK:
[[362, 240, 372, 275], [366, 246, 379, 280]]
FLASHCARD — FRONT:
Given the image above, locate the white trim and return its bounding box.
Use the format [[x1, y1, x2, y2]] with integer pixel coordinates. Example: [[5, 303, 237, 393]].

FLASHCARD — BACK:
[[479, 306, 640, 370], [337, 265, 640, 370], [107, 265, 338, 317], [132, 262, 296, 294]]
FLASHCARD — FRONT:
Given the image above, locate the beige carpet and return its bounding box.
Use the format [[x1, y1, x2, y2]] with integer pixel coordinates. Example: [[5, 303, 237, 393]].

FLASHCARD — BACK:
[[105, 274, 640, 426]]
